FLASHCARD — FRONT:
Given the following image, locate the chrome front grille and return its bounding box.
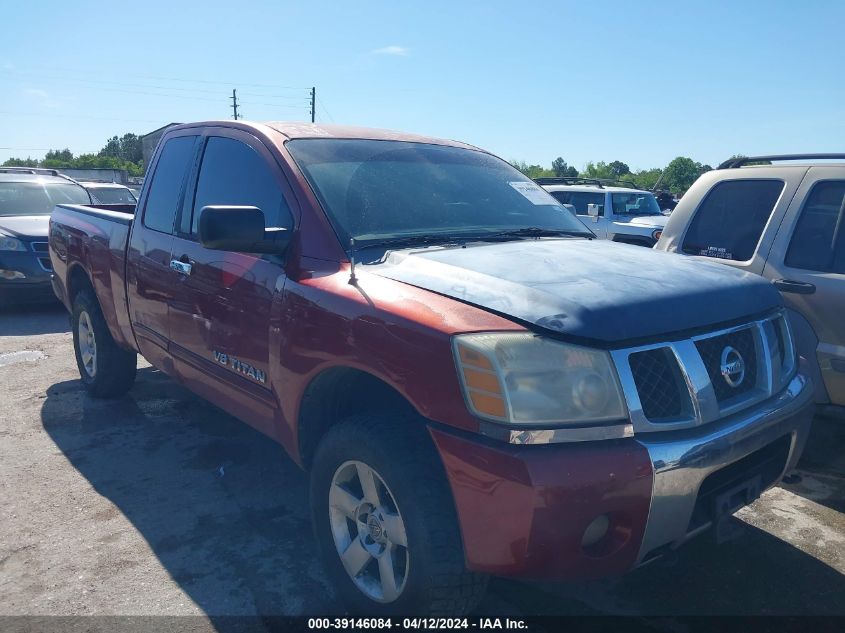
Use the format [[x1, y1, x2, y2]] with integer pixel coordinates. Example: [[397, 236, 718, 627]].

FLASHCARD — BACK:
[[695, 327, 758, 402], [628, 348, 686, 420], [611, 313, 796, 433]]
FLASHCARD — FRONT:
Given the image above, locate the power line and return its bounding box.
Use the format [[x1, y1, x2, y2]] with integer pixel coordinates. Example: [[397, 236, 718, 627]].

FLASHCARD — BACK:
[[317, 95, 335, 123], [4, 64, 310, 91], [240, 101, 309, 109], [4, 70, 313, 101], [2, 70, 236, 96], [0, 110, 166, 125]]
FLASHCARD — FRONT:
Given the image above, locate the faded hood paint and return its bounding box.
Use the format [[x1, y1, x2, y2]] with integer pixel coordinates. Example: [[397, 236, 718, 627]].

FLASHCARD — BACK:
[[367, 239, 781, 345]]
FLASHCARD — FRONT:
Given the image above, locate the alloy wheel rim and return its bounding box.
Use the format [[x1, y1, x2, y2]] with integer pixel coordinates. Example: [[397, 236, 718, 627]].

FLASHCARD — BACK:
[[328, 460, 409, 603], [78, 311, 96, 378]]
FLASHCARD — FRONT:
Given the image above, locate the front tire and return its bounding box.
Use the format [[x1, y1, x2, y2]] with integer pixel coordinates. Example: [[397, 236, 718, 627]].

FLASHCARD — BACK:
[[72, 289, 137, 398], [310, 414, 488, 615]]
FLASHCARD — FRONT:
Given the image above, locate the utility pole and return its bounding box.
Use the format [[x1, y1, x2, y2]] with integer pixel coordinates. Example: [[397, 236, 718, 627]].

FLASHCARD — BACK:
[[230, 89, 239, 120], [310, 86, 316, 123]]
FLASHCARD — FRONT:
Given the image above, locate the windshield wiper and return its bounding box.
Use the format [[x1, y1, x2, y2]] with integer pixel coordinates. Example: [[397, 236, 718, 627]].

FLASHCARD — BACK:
[[475, 227, 593, 240], [353, 234, 472, 251], [352, 227, 592, 254]]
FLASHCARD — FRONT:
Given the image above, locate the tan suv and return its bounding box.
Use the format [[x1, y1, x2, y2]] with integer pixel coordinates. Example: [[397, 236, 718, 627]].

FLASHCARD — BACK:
[[656, 154, 845, 414]]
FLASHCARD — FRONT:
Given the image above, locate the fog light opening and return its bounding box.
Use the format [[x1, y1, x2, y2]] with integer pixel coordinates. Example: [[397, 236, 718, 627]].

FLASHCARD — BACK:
[[581, 514, 611, 548], [0, 269, 26, 280]]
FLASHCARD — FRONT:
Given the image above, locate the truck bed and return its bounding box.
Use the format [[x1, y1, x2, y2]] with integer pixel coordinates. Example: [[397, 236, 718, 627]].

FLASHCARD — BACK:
[[50, 203, 138, 351]]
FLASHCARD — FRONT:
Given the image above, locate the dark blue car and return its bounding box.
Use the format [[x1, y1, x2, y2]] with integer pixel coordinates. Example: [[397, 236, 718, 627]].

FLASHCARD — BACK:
[[0, 168, 91, 305]]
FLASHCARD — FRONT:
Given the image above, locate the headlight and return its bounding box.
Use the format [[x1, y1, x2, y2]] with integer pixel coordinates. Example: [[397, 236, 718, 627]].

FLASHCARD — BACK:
[[0, 236, 26, 251], [652, 229, 663, 241], [453, 332, 627, 426]]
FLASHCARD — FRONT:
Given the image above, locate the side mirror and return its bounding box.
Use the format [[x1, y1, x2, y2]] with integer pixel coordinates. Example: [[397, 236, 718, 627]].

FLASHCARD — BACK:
[[587, 203, 600, 222], [198, 205, 290, 254]]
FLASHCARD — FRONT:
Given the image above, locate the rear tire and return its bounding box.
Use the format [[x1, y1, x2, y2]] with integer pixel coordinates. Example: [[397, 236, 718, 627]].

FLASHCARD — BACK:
[[72, 288, 137, 398], [310, 414, 488, 615]]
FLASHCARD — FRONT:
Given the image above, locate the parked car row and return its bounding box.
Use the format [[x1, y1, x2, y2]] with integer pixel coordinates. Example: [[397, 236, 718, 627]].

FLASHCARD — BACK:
[[0, 167, 137, 304], [42, 121, 829, 615]]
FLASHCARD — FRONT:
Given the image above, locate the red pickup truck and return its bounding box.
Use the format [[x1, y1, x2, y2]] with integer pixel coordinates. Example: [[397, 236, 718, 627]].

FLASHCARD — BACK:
[[49, 121, 814, 615]]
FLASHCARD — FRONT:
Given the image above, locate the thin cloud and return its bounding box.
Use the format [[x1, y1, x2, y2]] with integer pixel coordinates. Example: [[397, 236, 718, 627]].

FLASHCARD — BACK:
[[370, 45, 409, 56], [23, 87, 61, 109]]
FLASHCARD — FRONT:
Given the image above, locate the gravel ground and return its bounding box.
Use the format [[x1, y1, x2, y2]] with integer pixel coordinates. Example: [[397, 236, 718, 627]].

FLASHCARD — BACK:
[[1, 304, 843, 622]]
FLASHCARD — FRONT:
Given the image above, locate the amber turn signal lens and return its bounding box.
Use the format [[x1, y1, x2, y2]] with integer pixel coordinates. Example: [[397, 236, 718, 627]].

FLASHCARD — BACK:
[[468, 391, 507, 419], [458, 345, 494, 371]]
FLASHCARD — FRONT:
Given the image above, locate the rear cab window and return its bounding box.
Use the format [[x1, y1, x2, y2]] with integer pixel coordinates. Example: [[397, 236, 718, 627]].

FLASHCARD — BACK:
[[785, 180, 845, 274], [682, 179, 785, 261], [143, 135, 198, 234]]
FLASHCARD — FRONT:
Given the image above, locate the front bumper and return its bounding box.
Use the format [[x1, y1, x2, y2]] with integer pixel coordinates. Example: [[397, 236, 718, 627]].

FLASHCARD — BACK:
[[635, 372, 813, 563], [0, 250, 55, 305], [430, 372, 813, 580]]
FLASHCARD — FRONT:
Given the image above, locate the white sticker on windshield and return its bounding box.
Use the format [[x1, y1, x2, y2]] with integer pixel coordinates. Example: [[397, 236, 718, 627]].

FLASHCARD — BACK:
[[509, 181, 552, 205]]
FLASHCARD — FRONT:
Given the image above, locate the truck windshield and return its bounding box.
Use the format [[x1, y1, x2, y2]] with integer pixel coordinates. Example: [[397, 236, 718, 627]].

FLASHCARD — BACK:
[[0, 182, 91, 216], [286, 139, 593, 248], [611, 192, 662, 216]]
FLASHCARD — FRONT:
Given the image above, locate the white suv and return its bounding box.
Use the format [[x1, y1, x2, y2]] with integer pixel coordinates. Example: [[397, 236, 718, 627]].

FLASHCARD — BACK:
[[537, 177, 667, 247]]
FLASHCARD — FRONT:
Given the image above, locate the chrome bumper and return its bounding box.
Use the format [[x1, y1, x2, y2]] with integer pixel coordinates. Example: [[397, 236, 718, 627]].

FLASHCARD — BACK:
[[635, 372, 814, 562]]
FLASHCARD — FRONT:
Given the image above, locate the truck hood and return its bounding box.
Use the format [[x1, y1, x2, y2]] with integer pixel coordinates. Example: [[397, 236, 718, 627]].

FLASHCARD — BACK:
[[367, 238, 781, 345], [0, 215, 50, 239]]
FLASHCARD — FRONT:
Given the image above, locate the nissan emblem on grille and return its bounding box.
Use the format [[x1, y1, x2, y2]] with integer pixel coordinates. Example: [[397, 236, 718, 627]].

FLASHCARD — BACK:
[[720, 346, 746, 388]]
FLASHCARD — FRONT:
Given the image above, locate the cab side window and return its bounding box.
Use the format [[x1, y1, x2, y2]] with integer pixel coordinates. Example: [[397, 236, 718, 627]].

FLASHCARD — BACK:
[[191, 136, 293, 235], [785, 180, 845, 274], [682, 179, 784, 261], [143, 136, 198, 234]]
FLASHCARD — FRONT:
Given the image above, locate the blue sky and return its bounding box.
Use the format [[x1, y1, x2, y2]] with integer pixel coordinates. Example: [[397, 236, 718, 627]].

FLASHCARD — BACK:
[[1, 0, 843, 170]]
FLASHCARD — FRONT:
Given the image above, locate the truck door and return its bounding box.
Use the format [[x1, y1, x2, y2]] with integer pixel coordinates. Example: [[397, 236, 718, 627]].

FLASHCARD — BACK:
[[126, 133, 199, 371], [762, 167, 845, 407], [167, 131, 296, 437]]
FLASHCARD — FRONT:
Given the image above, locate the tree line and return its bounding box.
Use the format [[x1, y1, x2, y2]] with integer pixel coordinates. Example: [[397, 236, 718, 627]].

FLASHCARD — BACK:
[[510, 156, 716, 195], [3, 134, 741, 196], [2, 133, 144, 177]]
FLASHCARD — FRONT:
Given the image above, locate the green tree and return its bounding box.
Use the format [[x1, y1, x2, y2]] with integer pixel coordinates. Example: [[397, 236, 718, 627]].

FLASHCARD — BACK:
[[2, 157, 39, 167], [44, 148, 73, 162], [551, 157, 578, 178], [99, 136, 122, 159], [99, 133, 142, 163], [662, 156, 708, 194], [509, 159, 553, 179], [608, 161, 630, 178], [582, 161, 615, 180], [628, 168, 662, 190], [119, 133, 143, 163]]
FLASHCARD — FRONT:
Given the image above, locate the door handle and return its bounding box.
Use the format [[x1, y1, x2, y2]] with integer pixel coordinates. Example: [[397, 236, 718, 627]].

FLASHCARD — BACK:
[[773, 279, 816, 295], [170, 259, 192, 275]]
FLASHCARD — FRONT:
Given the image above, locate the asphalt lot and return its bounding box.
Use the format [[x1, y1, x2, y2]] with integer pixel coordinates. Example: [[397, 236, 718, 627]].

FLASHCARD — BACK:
[[1, 303, 843, 623]]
